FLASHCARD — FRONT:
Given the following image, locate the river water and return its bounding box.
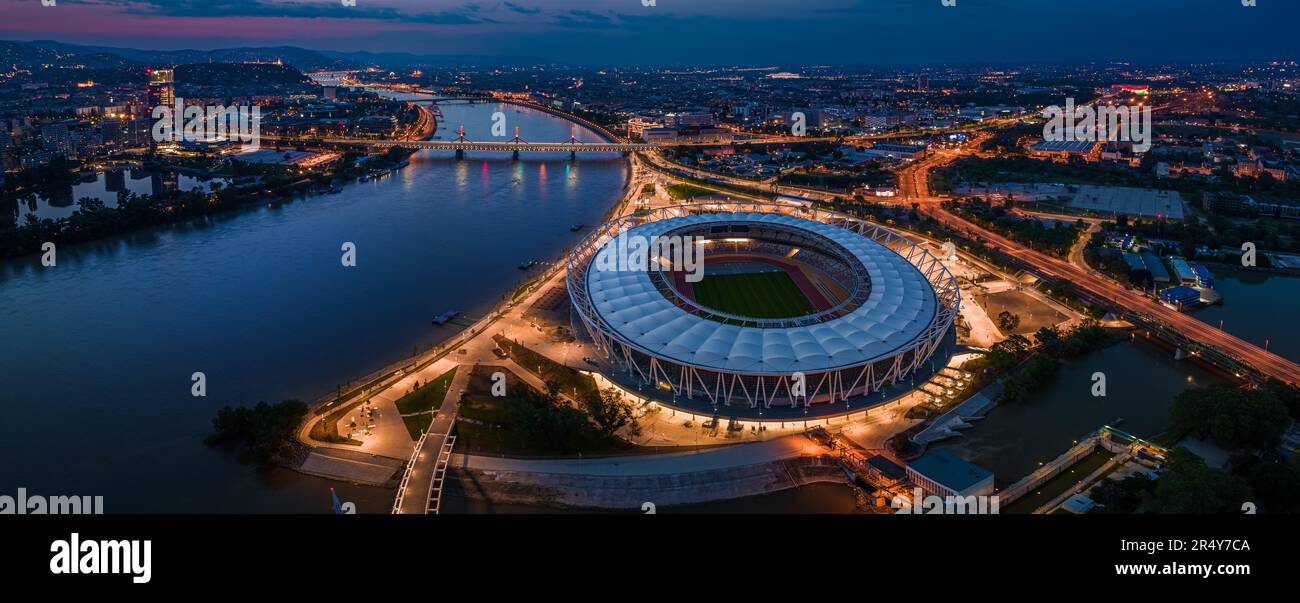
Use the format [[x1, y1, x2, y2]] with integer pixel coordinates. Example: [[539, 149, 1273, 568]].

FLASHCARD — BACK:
[[935, 339, 1225, 484], [5, 96, 1292, 513], [1190, 267, 1300, 363], [0, 99, 627, 512]]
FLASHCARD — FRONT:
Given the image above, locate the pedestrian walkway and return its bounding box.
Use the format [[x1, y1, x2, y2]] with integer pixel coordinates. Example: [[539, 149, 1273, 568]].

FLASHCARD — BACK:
[[394, 365, 472, 514]]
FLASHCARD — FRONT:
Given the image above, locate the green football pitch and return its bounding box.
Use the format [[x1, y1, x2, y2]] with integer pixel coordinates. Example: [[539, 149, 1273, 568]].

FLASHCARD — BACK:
[[690, 270, 817, 319]]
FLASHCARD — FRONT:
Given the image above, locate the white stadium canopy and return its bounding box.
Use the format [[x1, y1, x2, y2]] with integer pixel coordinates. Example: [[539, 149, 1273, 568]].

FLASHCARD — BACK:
[[583, 212, 938, 374]]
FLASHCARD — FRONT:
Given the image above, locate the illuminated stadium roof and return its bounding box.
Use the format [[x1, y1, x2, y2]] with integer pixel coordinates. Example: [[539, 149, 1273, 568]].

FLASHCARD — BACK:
[[583, 212, 939, 374]]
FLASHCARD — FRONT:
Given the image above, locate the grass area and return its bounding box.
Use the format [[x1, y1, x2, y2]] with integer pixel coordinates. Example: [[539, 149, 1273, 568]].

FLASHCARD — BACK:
[[1002, 449, 1114, 514], [492, 335, 598, 399], [690, 270, 816, 319], [393, 366, 458, 441], [308, 397, 364, 446], [664, 183, 716, 200], [401, 414, 432, 441], [394, 367, 458, 415]]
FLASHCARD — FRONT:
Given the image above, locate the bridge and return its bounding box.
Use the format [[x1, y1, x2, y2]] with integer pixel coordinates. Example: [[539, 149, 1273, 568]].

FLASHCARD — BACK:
[[275, 125, 654, 160]]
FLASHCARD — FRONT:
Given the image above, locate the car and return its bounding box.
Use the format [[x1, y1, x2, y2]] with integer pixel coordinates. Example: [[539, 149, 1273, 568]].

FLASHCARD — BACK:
[[492, 347, 509, 359]]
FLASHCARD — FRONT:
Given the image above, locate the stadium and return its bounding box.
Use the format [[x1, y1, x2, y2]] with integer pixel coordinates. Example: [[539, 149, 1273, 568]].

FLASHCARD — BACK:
[[566, 201, 960, 418]]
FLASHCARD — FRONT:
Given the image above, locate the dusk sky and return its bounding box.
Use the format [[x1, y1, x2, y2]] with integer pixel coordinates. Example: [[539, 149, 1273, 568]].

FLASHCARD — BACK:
[[3, 0, 1298, 64]]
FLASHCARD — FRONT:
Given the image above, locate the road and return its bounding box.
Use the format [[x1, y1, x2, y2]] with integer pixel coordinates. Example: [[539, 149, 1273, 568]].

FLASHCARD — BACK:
[[897, 142, 1300, 385], [394, 366, 469, 514]]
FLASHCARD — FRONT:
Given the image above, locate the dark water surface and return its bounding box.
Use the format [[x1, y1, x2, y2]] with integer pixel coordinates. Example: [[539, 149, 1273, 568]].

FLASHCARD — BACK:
[[0, 100, 627, 512]]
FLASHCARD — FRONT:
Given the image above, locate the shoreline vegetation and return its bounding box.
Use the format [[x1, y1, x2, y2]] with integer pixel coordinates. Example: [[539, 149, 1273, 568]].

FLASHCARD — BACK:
[[205, 400, 309, 464]]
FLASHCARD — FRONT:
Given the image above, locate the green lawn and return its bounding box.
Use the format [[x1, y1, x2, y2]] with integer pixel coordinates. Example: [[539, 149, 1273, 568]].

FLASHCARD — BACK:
[[492, 335, 598, 400], [664, 183, 716, 200], [401, 414, 433, 441], [308, 398, 364, 446], [394, 367, 458, 415], [690, 271, 816, 319]]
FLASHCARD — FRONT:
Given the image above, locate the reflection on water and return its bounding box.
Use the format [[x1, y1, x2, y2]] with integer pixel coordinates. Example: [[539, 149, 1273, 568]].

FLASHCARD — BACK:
[[4, 170, 231, 223], [1191, 268, 1300, 363], [0, 100, 628, 512]]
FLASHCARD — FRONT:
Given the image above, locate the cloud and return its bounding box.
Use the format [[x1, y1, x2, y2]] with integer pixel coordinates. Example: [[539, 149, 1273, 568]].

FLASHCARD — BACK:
[[553, 9, 616, 29], [502, 2, 540, 15], [92, 0, 495, 24]]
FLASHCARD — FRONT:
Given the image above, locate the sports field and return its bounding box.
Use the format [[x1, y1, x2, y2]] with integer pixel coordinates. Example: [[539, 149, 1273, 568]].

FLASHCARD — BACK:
[[690, 270, 817, 319]]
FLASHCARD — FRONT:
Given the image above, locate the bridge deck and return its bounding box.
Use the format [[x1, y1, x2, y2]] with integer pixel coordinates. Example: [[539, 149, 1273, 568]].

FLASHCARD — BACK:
[[394, 366, 471, 514]]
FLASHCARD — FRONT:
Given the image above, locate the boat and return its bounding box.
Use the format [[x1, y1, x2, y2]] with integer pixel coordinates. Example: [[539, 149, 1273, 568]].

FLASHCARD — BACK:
[[569, 224, 585, 232], [432, 310, 460, 326]]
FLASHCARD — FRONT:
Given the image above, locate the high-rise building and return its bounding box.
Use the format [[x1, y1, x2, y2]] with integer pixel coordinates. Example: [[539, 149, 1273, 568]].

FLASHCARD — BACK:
[[148, 68, 175, 108], [40, 120, 75, 157], [101, 118, 125, 148], [917, 75, 930, 92], [665, 111, 713, 127]]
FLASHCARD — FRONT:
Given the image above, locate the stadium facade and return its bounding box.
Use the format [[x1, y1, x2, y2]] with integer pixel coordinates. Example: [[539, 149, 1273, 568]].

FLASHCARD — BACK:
[[566, 202, 959, 410]]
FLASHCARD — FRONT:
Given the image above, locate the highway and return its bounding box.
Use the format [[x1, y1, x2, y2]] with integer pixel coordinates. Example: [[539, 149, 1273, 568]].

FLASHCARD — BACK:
[[642, 127, 1300, 385], [897, 141, 1300, 385]]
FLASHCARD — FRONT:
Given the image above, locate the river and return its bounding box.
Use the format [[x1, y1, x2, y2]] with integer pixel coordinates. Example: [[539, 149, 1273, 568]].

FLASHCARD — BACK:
[[935, 338, 1225, 484], [1190, 267, 1300, 363], [0, 98, 627, 512]]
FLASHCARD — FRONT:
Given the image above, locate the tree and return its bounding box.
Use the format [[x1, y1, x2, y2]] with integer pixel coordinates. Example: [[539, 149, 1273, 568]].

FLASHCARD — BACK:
[[1234, 455, 1300, 514], [1089, 474, 1155, 514], [1169, 385, 1290, 450], [1146, 448, 1252, 514], [996, 310, 1021, 332], [582, 388, 639, 438], [206, 399, 308, 462]]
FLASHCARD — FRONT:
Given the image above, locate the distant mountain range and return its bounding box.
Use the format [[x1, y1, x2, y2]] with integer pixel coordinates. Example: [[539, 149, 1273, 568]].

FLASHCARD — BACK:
[[1, 40, 542, 72]]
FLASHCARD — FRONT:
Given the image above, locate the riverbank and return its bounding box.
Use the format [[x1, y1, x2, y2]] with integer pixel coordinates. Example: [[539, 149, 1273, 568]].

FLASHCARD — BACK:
[[0, 99, 633, 513], [445, 454, 850, 511], [0, 147, 416, 261], [282, 106, 643, 490]]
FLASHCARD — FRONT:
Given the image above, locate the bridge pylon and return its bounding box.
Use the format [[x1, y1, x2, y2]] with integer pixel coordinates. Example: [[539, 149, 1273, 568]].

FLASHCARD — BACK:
[[568, 127, 579, 161], [511, 126, 525, 161], [455, 125, 467, 160]]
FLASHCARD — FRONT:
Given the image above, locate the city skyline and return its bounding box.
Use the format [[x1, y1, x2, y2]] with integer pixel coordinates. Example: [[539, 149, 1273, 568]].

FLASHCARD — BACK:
[[3, 0, 1299, 65]]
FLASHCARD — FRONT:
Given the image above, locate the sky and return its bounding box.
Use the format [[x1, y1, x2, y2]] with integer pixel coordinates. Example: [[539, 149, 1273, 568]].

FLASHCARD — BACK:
[[2, 0, 1298, 65]]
